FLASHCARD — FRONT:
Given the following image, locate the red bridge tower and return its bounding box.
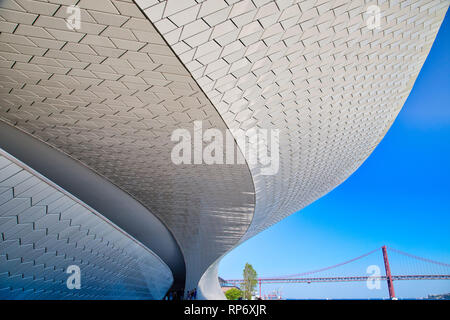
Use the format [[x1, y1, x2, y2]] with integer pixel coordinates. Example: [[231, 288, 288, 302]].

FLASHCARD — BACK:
[[382, 245, 396, 299]]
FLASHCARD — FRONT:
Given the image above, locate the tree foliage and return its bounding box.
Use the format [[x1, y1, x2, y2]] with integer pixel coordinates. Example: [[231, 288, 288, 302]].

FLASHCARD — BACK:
[[225, 288, 242, 300], [242, 263, 257, 300]]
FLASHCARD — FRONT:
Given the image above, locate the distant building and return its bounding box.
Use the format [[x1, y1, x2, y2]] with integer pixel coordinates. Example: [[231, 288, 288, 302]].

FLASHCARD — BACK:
[[427, 293, 450, 300], [264, 290, 283, 300], [218, 277, 240, 294]]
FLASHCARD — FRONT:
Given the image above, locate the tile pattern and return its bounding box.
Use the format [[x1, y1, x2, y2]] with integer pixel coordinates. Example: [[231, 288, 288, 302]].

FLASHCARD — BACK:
[[0, 149, 173, 299], [0, 0, 448, 299], [0, 0, 255, 293], [138, 0, 449, 275]]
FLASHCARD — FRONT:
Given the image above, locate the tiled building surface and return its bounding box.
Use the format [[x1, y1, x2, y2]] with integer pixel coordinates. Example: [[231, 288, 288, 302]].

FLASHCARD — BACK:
[[136, 0, 448, 298], [0, 149, 172, 299], [0, 0, 448, 298], [0, 0, 255, 297]]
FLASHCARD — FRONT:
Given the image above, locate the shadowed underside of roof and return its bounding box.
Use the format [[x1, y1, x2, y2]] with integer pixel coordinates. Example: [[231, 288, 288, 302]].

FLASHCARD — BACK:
[[0, 0, 448, 299]]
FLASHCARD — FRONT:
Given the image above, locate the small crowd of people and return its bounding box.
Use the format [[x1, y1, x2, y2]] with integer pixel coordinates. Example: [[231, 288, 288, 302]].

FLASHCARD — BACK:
[[165, 289, 183, 300], [186, 288, 197, 300], [164, 288, 197, 300]]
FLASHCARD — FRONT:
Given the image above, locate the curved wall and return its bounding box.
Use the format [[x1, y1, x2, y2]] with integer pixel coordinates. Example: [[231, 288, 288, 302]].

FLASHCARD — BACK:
[[0, 0, 255, 296], [0, 121, 185, 288], [0, 148, 173, 299], [0, 0, 448, 299]]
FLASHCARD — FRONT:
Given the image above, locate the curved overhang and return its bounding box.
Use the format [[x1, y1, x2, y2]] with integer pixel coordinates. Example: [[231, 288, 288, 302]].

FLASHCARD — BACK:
[[0, 0, 448, 299], [135, 0, 449, 298], [0, 147, 173, 299], [0, 121, 185, 288], [0, 0, 255, 297]]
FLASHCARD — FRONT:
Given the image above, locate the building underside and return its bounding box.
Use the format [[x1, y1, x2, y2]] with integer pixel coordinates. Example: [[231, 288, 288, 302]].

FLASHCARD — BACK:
[[0, 0, 447, 299]]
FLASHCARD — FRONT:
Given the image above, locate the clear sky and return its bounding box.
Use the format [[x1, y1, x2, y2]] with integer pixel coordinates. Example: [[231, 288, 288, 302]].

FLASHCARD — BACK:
[[219, 10, 450, 299]]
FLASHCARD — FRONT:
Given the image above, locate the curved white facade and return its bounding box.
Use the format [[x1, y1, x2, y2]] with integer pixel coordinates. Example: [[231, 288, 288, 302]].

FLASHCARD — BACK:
[[0, 0, 448, 299], [0, 149, 173, 299]]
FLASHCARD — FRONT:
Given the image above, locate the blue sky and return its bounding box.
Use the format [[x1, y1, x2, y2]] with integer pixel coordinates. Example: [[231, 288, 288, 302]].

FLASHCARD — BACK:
[[219, 11, 450, 299]]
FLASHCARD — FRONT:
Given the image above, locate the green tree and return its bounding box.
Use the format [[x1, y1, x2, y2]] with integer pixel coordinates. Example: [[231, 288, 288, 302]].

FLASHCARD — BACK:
[[242, 263, 257, 300], [225, 288, 242, 300]]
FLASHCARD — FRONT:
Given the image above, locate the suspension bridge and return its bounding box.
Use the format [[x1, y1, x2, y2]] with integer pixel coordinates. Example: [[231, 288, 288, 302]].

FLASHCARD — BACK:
[[224, 246, 450, 299]]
